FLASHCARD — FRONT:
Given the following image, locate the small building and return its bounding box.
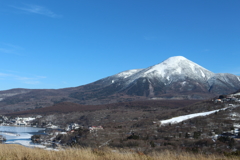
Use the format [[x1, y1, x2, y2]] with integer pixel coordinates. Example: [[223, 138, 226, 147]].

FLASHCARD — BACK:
[[214, 99, 222, 103], [65, 123, 80, 131]]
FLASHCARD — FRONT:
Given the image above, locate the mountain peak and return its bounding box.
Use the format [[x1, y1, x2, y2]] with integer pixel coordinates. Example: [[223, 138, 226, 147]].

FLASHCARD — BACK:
[[165, 55, 187, 62], [143, 56, 214, 80], [162, 56, 193, 65], [160, 56, 190, 68]]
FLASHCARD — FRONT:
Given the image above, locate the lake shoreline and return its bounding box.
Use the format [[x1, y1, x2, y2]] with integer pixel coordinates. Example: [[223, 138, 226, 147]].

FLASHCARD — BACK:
[[0, 126, 48, 149]]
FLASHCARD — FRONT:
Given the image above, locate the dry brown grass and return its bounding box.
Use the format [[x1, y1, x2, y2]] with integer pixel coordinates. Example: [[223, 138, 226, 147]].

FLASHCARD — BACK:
[[0, 144, 238, 160]]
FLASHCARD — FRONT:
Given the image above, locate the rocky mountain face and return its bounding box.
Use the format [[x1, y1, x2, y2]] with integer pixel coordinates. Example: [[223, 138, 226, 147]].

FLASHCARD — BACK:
[[73, 56, 240, 100], [0, 56, 240, 113]]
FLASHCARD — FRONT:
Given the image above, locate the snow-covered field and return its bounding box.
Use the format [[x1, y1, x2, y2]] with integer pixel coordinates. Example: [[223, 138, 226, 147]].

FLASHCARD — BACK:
[[0, 127, 58, 150], [1, 132, 48, 148], [0, 132, 20, 136], [160, 105, 238, 126], [4, 133, 59, 150], [5, 139, 46, 149], [0, 126, 48, 149]]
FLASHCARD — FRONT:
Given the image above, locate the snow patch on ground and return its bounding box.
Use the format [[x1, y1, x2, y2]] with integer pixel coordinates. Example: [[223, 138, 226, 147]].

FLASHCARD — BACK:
[[20, 117, 36, 121], [233, 92, 240, 96], [234, 124, 240, 128], [160, 107, 231, 126], [230, 113, 238, 117], [229, 112, 240, 120]]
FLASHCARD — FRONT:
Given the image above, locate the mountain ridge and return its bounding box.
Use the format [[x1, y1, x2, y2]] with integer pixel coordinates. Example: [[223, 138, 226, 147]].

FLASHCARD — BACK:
[[0, 56, 240, 113], [88, 56, 240, 97]]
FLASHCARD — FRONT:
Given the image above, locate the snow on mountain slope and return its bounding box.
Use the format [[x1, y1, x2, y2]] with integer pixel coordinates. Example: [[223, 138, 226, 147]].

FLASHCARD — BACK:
[[118, 56, 215, 87], [143, 56, 214, 79], [77, 56, 240, 100], [97, 56, 214, 86], [115, 69, 143, 79], [207, 73, 240, 94], [214, 73, 240, 87], [92, 69, 142, 87]]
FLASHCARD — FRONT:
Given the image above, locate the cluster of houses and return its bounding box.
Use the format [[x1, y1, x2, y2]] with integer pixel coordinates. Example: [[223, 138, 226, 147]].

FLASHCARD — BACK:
[[214, 93, 240, 103], [0, 116, 38, 126], [65, 123, 80, 131], [30, 124, 104, 148], [210, 125, 240, 144], [13, 117, 36, 126], [45, 122, 59, 129], [0, 114, 104, 134], [0, 116, 8, 124], [0, 114, 105, 148]]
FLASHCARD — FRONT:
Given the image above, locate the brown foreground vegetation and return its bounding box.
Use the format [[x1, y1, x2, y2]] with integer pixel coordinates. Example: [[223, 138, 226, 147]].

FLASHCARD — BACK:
[[0, 144, 239, 160]]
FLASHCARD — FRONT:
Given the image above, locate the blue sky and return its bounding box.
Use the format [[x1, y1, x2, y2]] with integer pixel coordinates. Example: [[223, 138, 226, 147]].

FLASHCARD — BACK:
[[1, 0, 240, 90]]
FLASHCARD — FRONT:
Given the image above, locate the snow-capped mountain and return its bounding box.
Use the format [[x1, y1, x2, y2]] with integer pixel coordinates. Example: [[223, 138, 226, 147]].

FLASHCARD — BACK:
[[83, 56, 240, 99], [118, 56, 214, 85]]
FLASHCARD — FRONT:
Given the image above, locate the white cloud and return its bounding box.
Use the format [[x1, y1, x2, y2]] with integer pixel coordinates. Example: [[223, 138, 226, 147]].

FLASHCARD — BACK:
[[2, 43, 24, 50], [0, 43, 23, 55], [24, 81, 40, 85], [0, 72, 46, 85], [10, 4, 61, 18], [36, 76, 47, 79], [15, 76, 32, 81], [0, 48, 14, 54], [0, 73, 10, 77]]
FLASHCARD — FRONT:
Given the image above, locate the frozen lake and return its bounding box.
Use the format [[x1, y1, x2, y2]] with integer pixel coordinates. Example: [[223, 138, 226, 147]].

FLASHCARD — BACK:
[[0, 126, 46, 148]]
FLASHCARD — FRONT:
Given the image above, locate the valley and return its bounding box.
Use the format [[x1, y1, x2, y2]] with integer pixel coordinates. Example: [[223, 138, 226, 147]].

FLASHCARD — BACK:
[[1, 93, 240, 155]]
